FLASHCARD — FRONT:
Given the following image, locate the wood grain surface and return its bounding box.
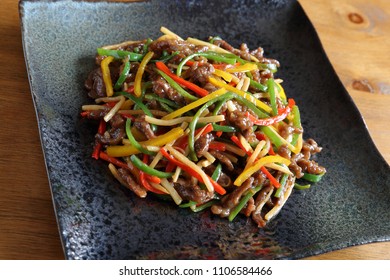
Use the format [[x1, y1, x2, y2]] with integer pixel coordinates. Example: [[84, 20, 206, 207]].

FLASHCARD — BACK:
[[0, 0, 389, 260]]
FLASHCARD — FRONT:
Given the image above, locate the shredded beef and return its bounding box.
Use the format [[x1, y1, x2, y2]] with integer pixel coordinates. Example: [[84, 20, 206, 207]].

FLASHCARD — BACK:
[[211, 177, 254, 218], [251, 185, 274, 227], [134, 115, 155, 140], [152, 76, 186, 105], [226, 109, 257, 143], [209, 150, 234, 171], [183, 62, 215, 86], [96, 114, 125, 145], [117, 168, 147, 198], [84, 68, 106, 99], [194, 133, 214, 157], [149, 39, 208, 61], [174, 179, 213, 204], [282, 139, 326, 178]]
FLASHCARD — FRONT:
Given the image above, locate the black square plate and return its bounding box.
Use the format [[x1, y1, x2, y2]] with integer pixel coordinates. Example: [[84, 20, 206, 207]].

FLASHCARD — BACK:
[[19, 0, 390, 259]]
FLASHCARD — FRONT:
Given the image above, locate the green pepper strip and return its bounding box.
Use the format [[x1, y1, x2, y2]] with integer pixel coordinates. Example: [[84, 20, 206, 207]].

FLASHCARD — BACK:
[[294, 182, 311, 190], [142, 38, 153, 54], [267, 78, 278, 116], [209, 36, 222, 44], [195, 123, 236, 133], [290, 105, 301, 146], [159, 102, 174, 113], [116, 91, 157, 132], [114, 60, 131, 90], [214, 52, 248, 65], [249, 79, 268, 92], [179, 201, 197, 208], [152, 51, 180, 63], [156, 69, 199, 101], [211, 163, 222, 181], [97, 48, 143, 61], [144, 93, 179, 109], [302, 172, 325, 183], [229, 185, 263, 222], [125, 119, 155, 156], [212, 99, 226, 115], [258, 63, 278, 73], [274, 173, 289, 198], [212, 124, 236, 133], [233, 94, 269, 118], [260, 126, 284, 150], [189, 92, 235, 161], [192, 200, 217, 212], [176, 52, 237, 76], [130, 155, 173, 178]]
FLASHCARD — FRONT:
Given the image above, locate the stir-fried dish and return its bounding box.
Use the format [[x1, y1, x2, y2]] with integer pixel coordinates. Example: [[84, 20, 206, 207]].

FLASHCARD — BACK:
[[81, 27, 326, 227]]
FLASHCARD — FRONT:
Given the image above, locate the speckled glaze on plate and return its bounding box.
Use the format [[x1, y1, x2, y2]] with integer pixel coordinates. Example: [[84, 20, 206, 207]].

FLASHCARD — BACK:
[[19, 0, 390, 259]]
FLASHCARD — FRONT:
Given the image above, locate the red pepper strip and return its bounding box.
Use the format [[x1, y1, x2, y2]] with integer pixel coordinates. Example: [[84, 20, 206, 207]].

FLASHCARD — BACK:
[[141, 154, 162, 184], [247, 98, 295, 126], [260, 166, 280, 188], [92, 119, 106, 159], [197, 123, 213, 136], [230, 135, 252, 156], [119, 112, 136, 121], [92, 144, 102, 160], [139, 172, 166, 194], [144, 173, 161, 184], [80, 111, 90, 117], [104, 101, 118, 108], [125, 85, 134, 93], [209, 142, 226, 151], [155, 61, 209, 97], [213, 62, 241, 70], [165, 161, 176, 173], [255, 133, 275, 155], [99, 151, 131, 170], [160, 148, 226, 195], [140, 172, 165, 194]]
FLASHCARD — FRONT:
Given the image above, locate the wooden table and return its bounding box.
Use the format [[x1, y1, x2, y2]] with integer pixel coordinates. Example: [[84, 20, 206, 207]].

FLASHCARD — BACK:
[[0, 0, 389, 260]]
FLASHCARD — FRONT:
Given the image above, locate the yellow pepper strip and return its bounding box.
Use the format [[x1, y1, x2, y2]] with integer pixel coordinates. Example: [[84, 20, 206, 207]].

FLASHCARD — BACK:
[[234, 155, 291, 187], [106, 127, 184, 157], [294, 133, 303, 154], [101, 56, 114, 97], [225, 63, 258, 73], [276, 82, 287, 101], [162, 88, 227, 120], [134, 51, 154, 97], [120, 99, 134, 110], [264, 125, 300, 154], [213, 69, 233, 82], [208, 77, 272, 114]]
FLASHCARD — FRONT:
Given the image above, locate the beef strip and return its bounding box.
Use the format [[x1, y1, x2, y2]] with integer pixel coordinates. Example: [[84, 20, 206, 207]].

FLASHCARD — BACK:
[[209, 150, 234, 171], [194, 133, 214, 157], [173, 178, 213, 204], [279, 138, 326, 178], [133, 114, 155, 140], [211, 177, 254, 218], [96, 114, 125, 145], [182, 62, 215, 87], [251, 185, 274, 228], [117, 168, 147, 198], [84, 68, 106, 99], [152, 75, 186, 105]]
